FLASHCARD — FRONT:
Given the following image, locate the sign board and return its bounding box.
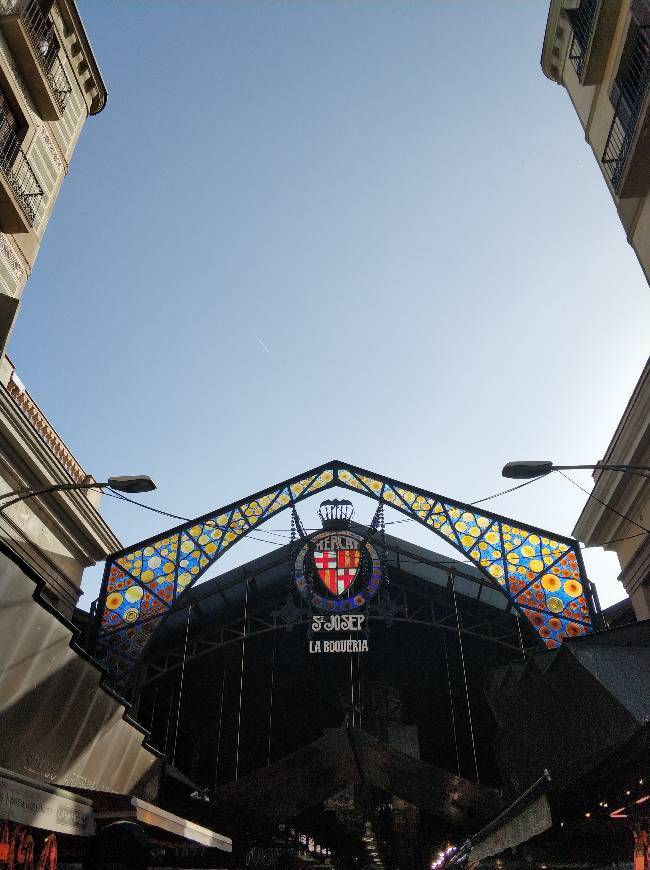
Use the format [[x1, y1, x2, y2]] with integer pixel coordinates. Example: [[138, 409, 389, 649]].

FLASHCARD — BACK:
[[0, 770, 93, 836]]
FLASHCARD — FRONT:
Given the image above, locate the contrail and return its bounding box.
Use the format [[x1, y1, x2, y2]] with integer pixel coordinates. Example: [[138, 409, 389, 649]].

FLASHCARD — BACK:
[[254, 333, 271, 354]]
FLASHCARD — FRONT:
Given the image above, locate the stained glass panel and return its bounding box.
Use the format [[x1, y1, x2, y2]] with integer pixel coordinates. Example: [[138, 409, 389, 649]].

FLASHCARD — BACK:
[[96, 461, 597, 676]]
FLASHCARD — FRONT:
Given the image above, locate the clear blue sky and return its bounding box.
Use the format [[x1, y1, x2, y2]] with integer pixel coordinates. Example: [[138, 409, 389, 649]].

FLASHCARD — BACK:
[[11, 0, 650, 609]]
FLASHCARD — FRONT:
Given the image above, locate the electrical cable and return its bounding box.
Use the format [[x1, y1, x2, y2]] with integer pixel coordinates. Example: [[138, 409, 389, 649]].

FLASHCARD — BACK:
[[442, 630, 461, 778], [213, 659, 226, 791], [470, 475, 546, 506], [234, 579, 249, 781], [557, 471, 650, 535], [266, 632, 276, 767], [106, 488, 190, 521], [582, 530, 645, 548], [452, 577, 479, 784], [149, 687, 158, 735], [172, 604, 191, 766], [516, 615, 526, 661]]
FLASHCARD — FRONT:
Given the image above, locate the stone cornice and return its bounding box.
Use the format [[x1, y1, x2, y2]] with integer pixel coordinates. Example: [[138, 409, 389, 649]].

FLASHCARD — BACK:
[[541, 0, 575, 83], [573, 354, 650, 547], [0, 365, 120, 559], [619, 532, 650, 595], [55, 0, 107, 115]]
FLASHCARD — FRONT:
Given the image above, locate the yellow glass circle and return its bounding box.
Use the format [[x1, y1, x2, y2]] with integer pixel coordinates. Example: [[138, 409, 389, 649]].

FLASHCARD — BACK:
[[123, 608, 139, 623], [547, 596, 564, 613], [125, 586, 143, 603], [529, 559, 544, 573], [106, 592, 123, 610], [564, 579, 583, 598], [541, 574, 561, 592]]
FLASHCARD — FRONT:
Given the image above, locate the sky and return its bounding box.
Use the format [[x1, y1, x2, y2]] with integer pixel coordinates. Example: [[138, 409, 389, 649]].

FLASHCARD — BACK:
[[10, 0, 650, 610]]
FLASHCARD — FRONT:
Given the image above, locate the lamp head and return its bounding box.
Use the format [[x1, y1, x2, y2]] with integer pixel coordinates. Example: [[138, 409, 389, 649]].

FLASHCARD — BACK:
[[502, 461, 554, 480], [107, 475, 156, 493]]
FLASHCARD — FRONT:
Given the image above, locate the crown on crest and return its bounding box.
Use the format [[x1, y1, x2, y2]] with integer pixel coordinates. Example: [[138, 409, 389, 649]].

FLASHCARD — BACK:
[[318, 499, 354, 530]]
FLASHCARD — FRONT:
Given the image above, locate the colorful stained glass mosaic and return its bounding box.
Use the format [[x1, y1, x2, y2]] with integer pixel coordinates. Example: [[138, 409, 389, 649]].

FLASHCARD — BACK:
[[96, 461, 597, 677]]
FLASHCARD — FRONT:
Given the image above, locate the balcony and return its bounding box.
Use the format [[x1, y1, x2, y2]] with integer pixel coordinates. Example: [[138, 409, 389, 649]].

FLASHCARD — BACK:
[[568, 0, 598, 79], [0, 0, 71, 120], [567, 0, 623, 86], [0, 119, 42, 230], [602, 22, 650, 197]]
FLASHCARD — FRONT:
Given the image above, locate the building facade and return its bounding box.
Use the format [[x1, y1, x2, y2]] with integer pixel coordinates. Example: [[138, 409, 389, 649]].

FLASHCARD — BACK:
[[0, 0, 105, 353], [0, 0, 111, 616], [542, 0, 650, 621], [0, 6, 200, 860]]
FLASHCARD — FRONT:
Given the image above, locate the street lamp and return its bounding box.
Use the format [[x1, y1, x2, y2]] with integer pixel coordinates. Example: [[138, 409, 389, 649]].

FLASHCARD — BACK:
[[502, 461, 650, 479], [0, 475, 156, 513]]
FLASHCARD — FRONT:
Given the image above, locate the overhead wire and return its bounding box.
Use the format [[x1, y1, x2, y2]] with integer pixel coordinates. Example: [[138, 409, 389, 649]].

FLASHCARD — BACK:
[[104, 475, 548, 531], [234, 578, 249, 781], [442, 630, 461, 778], [172, 604, 191, 766], [213, 659, 227, 791], [266, 632, 276, 767], [105, 472, 650, 567], [557, 471, 650, 535], [452, 576, 479, 784], [469, 475, 546, 506]]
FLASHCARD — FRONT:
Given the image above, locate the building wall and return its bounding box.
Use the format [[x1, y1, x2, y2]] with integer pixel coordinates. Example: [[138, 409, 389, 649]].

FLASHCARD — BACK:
[[0, 353, 120, 616], [542, 1, 650, 620], [543, 1, 650, 280], [0, 0, 106, 351]]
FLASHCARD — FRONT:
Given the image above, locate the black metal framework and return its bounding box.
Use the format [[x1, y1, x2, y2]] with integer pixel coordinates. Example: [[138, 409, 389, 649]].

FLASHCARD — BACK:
[[0, 0, 71, 112], [602, 21, 650, 188], [567, 0, 599, 78], [0, 96, 42, 224], [136, 564, 536, 692]]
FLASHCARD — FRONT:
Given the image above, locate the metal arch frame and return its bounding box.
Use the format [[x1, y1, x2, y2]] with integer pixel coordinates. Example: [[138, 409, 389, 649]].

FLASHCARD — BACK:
[[137, 571, 538, 691], [93, 460, 602, 684]]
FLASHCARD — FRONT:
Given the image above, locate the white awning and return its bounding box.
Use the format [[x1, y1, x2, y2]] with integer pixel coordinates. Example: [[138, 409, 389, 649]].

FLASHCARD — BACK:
[[131, 798, 231, 852], [0, 767, 93, 836]]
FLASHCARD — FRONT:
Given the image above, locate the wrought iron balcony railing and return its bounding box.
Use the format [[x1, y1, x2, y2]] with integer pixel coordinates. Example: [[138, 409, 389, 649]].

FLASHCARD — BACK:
[[567, 0, 599, 79], [0, 0, 71, 113], [0, 121, 42, 225], [602, 23, 650, 190], [47, 53, 71, 113]]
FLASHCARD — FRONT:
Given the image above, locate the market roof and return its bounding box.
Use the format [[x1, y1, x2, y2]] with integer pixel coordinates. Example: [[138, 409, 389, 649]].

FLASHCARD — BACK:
[[215, 725, 504, 831]]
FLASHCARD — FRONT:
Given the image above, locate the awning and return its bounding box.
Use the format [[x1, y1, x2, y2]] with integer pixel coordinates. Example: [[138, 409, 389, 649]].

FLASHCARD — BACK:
[[441, 771, 552, 866], [0, 767, 93, 836], [92, 792, 231, 852], [132, 798, 231, 851]]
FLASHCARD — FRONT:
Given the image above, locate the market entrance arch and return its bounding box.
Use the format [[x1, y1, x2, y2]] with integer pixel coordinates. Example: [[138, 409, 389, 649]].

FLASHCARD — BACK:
[[93, 460, 600, 690]]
